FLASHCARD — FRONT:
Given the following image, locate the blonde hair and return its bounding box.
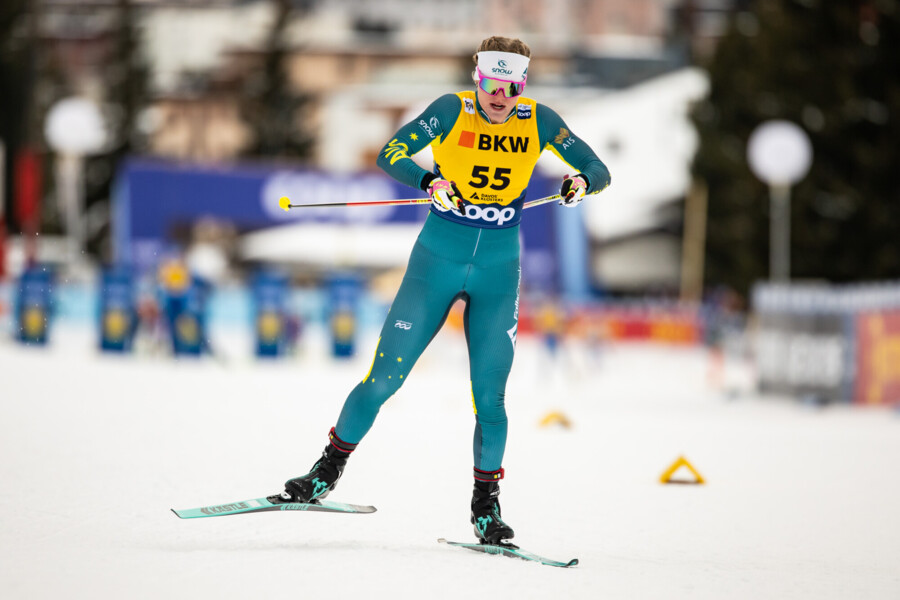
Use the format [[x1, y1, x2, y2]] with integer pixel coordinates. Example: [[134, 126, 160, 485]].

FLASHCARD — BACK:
[[472, 36, 532, 65]]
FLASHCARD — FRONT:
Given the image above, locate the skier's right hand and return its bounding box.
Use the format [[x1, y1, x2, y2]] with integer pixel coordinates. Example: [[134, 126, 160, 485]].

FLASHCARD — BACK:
[[427, 177, 464, 213], [559, 174, 588, 207]]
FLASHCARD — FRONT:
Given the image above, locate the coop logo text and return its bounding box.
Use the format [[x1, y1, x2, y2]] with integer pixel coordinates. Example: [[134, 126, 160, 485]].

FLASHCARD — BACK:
[[433, 202, 517, 226]]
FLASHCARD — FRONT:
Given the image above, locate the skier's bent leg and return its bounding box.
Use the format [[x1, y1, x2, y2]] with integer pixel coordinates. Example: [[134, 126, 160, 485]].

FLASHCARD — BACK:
[[282, 263, 464, 501], [333, 238, 467, 444], [280, 349, 417, 504], [281, 222, 472, 503], [334, 349, 409, 443]]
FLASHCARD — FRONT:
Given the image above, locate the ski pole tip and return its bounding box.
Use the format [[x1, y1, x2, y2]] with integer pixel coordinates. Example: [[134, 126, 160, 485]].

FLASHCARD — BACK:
[[278, 196, 291, 211]]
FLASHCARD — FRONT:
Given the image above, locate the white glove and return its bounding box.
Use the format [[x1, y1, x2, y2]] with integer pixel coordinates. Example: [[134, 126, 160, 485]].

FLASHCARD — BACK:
[[427, 178, 464, 213], [559, 174, 588, 207]]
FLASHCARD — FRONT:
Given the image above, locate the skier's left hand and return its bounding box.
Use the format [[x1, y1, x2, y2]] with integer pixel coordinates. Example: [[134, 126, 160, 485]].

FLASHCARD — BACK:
[[559, 174, 588, 207], [428, 177, 465, 213]]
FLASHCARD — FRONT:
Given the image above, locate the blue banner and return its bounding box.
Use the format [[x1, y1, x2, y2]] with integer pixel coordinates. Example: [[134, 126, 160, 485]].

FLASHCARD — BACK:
[[114, 160, 426, 272], [113, 159, 575, 297], [114, 160, 560, 286]]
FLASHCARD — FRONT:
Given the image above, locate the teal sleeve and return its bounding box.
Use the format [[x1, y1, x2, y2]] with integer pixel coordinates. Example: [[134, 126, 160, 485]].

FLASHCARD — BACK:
[[536, 103, 611, 193], [376, 94, 462, 191]]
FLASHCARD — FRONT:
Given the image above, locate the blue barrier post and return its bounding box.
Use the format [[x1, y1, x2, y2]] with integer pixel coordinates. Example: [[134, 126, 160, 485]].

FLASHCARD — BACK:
[[159, 259, 210, 357], [328, 273, 361, 358], [15, 266, 54, 345], [252, 270, 289, 358], [99, 266, 136, 352]]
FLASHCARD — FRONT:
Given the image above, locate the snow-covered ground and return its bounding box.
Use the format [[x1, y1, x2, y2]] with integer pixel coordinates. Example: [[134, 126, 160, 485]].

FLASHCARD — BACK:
[[1, 324, 898, 599]]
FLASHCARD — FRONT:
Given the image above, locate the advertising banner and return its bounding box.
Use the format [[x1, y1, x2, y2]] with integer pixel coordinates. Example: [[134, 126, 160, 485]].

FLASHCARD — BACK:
[[752, 282, 900, 404], [550, 305, 701, 345], [755, 312, 852, 402], [855, 311, 900, 406], [112, 160, 562, 293]]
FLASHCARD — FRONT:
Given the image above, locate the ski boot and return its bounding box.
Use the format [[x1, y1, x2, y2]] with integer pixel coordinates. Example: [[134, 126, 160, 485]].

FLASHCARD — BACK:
[[470, 468, 515, 544], [277, 428, 357, 503]]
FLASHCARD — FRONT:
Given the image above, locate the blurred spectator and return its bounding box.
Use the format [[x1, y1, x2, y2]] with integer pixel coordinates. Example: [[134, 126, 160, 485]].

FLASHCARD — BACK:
[[185, 218, 236, 286]]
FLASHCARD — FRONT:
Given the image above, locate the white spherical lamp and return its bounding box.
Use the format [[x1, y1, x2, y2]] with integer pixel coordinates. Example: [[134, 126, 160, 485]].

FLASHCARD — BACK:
[[44, 97, 107, 156], [747, 120, 812, 187]]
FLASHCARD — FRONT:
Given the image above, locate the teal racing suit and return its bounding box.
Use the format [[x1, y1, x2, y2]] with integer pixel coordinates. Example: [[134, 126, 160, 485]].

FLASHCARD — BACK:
[[333, 92, 610, 472]]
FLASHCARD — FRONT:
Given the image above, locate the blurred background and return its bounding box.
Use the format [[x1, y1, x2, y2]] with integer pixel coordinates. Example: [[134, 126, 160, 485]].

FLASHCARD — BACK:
[[0, 0, 898, 406], [2, 3, 900, 598]]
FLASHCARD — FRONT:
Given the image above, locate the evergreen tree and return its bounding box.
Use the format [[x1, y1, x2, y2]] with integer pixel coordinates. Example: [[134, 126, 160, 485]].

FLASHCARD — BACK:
[[692, 0, 900, 296], [0, 0, 33, 231], [241, 0, 315, 160], [85, 0, 150, 260]]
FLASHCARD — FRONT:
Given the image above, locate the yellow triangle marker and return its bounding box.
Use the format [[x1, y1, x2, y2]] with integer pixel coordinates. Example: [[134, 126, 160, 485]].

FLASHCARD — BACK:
[[660, 456, 705, 485], [538, 411, 572, 429]]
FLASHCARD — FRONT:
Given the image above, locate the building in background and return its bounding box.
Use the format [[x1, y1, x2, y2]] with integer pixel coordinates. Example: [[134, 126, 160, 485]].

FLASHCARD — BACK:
[[2, 0, 746, 294]]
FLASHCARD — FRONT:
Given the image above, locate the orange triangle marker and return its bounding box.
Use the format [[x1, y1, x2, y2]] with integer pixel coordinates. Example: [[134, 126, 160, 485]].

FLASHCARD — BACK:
[[660, 456, 705, 485], [538, 411, 572, 429]]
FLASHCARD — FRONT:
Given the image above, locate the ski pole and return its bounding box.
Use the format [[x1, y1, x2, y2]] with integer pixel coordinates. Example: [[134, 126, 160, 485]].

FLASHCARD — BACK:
[[278, 196, 430, 211], [277, 190, 601, 212], [522, 190, 601, 209]]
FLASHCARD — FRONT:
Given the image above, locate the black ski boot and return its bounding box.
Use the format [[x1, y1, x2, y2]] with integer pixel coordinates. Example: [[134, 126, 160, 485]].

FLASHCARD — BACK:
[[279, 428, 357, 503], [470, 468, 515, 544]]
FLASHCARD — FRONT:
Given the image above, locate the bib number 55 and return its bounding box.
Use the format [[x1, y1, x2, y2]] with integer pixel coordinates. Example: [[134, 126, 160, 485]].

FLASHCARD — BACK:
[[469, 166, 511, 190]]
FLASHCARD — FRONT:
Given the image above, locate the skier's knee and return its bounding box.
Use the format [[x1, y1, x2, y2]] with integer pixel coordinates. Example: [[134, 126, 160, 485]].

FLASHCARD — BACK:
[[359, 375, 403, 405], [472, 388, 507, 423]]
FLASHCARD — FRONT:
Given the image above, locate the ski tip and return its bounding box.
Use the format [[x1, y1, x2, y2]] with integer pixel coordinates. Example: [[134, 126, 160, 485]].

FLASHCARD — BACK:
[[335, 503, 377, 514], [170, 508, 185, 519], [566, 558, 579, 567]]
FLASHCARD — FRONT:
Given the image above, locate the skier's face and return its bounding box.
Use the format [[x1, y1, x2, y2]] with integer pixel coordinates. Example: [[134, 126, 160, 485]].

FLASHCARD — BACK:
[[474, 67, 523, 124], [476, 84, 517, 124]]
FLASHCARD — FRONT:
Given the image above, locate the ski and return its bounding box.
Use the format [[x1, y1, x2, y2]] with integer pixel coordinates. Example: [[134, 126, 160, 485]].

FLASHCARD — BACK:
[[437, 538, 578, 568], [172, 495, 376, 519]]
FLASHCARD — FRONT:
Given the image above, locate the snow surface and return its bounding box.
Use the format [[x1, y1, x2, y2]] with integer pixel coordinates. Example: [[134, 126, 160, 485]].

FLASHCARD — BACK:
[[1, 324, 899, 600]]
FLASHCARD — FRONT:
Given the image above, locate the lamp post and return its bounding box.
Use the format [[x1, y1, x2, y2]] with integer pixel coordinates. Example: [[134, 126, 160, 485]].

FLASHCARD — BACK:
[[44, 97, 107, 270], [747, 120, 813, 282]]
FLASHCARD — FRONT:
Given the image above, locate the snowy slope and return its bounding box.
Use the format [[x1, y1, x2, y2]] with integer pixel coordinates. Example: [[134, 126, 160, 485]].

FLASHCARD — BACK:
[[1, 325, 898, 600]]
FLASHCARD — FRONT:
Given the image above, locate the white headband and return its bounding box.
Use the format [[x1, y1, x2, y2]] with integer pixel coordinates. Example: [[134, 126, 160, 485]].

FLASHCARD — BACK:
[[476, 51, 530, 82]]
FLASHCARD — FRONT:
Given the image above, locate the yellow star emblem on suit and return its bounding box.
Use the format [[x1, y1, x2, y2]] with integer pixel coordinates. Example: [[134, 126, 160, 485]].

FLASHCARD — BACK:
[[410, 133, 419, 141]]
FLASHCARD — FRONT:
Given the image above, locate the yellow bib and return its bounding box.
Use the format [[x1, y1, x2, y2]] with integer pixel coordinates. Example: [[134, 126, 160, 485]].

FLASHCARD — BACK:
[[430, 91, 542, 228]]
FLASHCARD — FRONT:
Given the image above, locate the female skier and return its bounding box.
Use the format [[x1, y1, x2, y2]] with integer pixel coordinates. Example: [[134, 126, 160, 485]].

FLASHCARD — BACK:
[[279, 36, 611, 544]]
